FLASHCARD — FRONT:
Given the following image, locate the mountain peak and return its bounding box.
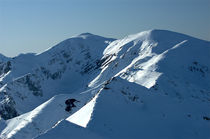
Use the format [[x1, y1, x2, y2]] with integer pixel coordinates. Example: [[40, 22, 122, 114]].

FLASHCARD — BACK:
[[127, 29, 192, 41], [76, 32, 114, 40], [77, 32, 98, 39], [146, 29, 208, 42], [79, 32, 94, 36]]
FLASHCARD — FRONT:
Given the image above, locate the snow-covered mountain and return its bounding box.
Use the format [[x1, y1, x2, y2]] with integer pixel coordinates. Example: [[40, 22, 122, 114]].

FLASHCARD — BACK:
[[0, 33, 114, 120], [0, 30, 210, 139], [0, 54, 10, 64]]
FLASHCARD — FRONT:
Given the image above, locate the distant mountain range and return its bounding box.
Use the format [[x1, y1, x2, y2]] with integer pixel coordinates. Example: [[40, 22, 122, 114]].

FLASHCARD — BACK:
[[0, 29, 210, 139]]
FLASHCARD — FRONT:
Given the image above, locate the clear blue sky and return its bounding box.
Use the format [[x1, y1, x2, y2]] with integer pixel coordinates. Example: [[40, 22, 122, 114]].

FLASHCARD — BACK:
[[0, 0, 210, 57]]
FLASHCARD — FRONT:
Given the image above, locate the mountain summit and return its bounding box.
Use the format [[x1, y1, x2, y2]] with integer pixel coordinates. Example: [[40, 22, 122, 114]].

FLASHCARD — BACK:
[[0, 30, 210, 139]]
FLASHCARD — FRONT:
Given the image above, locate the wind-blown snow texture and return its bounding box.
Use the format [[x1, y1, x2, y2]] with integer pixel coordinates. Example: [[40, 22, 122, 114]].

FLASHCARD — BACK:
[[0, 30, 210, 139]]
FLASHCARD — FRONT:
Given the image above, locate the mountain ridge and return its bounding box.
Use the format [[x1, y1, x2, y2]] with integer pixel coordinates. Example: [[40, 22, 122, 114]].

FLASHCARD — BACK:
[[0, 29, 210, 139]]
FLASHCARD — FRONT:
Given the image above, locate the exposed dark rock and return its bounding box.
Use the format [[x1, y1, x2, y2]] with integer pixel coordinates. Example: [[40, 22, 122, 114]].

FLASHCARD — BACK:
[[0, 96, 19, 120], [81, 63, 95, 74], [0, 61, 12, 75], [51, 71, 62, 80], [4, 61, 11, 73], [62, 52, 71, 58], [203, 116, 210, 121], [103, 87, 110, 90], [25, 75, 43, 97], [121, 90, 127, 95], [151, 83, 158, 90], [0, 105, 18, 120], [130, 95, 139, 102], [188, 62, 209, 77]]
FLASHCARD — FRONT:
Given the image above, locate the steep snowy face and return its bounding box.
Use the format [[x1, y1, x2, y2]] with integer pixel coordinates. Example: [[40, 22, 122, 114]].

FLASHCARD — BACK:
[[89, 30, 210, 90], [0, 33, 115, 120]]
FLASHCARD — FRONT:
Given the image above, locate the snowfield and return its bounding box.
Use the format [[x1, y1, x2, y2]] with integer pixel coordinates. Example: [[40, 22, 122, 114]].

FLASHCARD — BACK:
[[0, 29, 210, 139]]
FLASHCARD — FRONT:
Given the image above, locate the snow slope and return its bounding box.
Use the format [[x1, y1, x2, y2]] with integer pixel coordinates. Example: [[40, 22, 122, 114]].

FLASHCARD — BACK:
[[89, 30, 210, 90], [36, 77, 210, 139], [0, 86, 102, 139], [0, 94, 80, 139], [88, 78, 210, 139], [0, 29, 210, 139], [0, 33, 114, 120], [36, 120, 107, 139], [0, 78, 105, 139]]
